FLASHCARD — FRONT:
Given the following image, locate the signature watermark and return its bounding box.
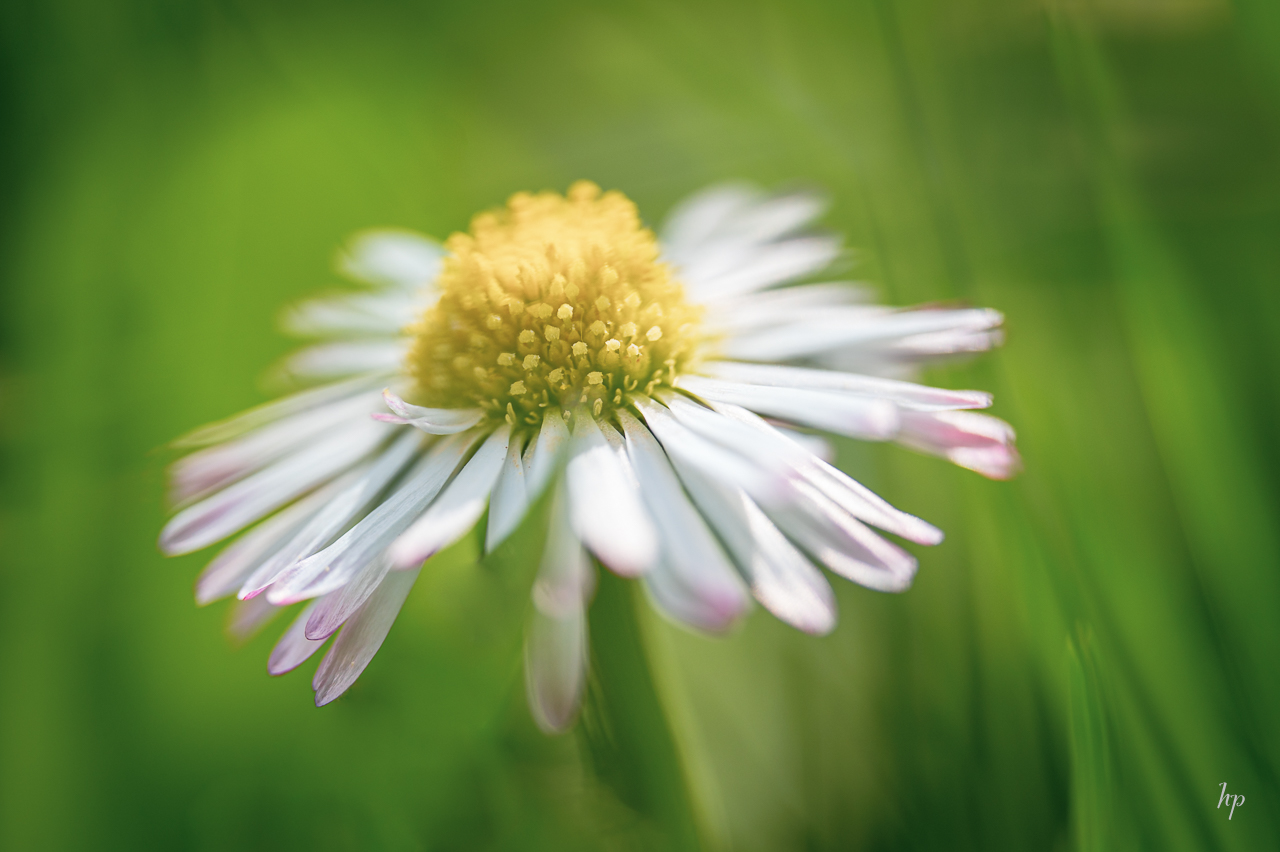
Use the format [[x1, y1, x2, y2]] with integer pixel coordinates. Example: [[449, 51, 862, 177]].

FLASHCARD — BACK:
[[1217, 783, 1245, 820]]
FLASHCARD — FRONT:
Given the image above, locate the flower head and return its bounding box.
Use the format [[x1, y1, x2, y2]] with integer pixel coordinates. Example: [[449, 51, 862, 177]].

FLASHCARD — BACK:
[[160, 181, 1018, 730]]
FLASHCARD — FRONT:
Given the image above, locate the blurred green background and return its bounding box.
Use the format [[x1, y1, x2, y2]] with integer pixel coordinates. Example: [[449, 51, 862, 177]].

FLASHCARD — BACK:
[[3, 0, 1279, 849]]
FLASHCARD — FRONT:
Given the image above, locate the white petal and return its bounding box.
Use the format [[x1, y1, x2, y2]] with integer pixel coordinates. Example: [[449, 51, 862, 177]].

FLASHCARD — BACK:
[[630, 395, 784, 497], [276, 340, 407, 381], [194, 480, 342, 605], [305, 552, 393, 640], [171, 390, 385, 506], [698, 361, 992, 411], [565, 413, 657, 576], [268, 602, 328, 675], [524, 603, 588, 734], [525, 409, 570, 498], [266, 431, 480, 604], [339, 229, 442, 289], [618, 410, 750, 632], [660, 183, 760, 263], [671, 461, 836, 635], [676, 376, 901, 441], [312, 567, 420, 706], [708, 401, 945, 545], [236, 430, 424, 599], [531, 485, 596, 619], [722, 307, 1003, 362], [160, 418, 390, 556], [375, 389, 484, 434], [685, 235, 841, 302], [281, 288, 428, 337], [389, 425, 511, 567], [172, 374, 384, 448], [766, 480, 918, 593], [485, 432, 529, 552], [898, 410, 1020, 480], [704, 283, 875, 334]]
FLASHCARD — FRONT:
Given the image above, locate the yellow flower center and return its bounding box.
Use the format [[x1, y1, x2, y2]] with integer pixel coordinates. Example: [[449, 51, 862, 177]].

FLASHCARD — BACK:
[[407, 181, 703, 426]]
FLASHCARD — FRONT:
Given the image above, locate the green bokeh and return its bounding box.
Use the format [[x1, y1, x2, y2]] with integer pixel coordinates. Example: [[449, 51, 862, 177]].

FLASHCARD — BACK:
[[2, 0, 1278, 849]]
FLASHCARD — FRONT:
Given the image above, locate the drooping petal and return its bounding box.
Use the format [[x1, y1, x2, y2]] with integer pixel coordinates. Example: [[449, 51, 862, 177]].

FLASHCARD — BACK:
[[312, 567, 421, 706], [697, 361, 992, 411], [338, 229, 443, 290], [676, 376, 901, 441], [268, 602, 329, 675], [898, 410, 1021, 480], [236, 430, 425, 599], [531, 485, 596, 619], [389, 425, 511, 568], [525, 603, 588, 734], [266, 431, 480, 604], [160, 418, 390, 556], [485, 433, 529, 552], [565, 412, 657, 576], [305, 552, 394, 640], [618, 410, 750, 632], [375, 389, 484, 434]]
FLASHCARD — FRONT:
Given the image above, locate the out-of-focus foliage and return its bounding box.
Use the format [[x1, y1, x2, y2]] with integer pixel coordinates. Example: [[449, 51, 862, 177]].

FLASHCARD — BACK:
[[2, 0, 1278, 849]]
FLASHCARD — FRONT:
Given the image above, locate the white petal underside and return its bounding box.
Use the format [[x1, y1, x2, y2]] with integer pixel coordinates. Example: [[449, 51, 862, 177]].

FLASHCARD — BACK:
[[525, 603, 587, 734], [390, 425, 511, 567], [485, 433, 529, 552], [565, 414, 657, 576], [698, 361, 992, 411], [677, 376, 901, 441], [268, 602, 328, 675], [266, 431, 480, 604], [236, 430, 425, 599], [339, 229, 443, 290], [618, 410, 750, 632], [312, 567, 421, 706], [525, 409, 570, 499], [160, 418, 390, 556], [376, 389, 484, 435]]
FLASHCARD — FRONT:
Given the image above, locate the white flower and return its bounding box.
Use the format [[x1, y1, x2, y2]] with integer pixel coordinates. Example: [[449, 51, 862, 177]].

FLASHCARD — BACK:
[[160, 181, 1017, 730]]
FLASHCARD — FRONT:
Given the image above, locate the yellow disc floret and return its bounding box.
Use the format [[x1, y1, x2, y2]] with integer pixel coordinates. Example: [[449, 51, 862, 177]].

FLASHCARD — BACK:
[[407, 181, 703, 425]]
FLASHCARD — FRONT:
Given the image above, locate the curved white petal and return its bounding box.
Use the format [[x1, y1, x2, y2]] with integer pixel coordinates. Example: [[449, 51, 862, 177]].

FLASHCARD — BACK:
[[531, 485, 595, 619], [672, 461, 836, 635], [339, 229, 442, 290], [266, 431, 480, 604], [193, 483, 338, 605], [660, 183, 760, 263], [684, 235, 841, 302], [268, 602, 328, 675], [160, 418, 390, 556], [676, 376, 901, 441], [698, 361, 992, 411], [525, 409, 570, 498], [565, 413, 657, 576], [236, 430, 424, 599], [389, 425, 511, 567], [525, 603, 588, 734], [305, 552, 393, 640], [898, 410, 1020, 480], [375, 389, 485, 434], [281, 288, 428, 338], [277, 341, 407, 382], [312, 567, 420, 706], [485, 433, 529, 552], [618, 410, 750, 632]]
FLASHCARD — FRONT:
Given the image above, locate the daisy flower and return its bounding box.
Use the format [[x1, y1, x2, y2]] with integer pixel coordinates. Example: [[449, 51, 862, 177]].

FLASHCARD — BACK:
[[160, 181, 1017, 731]]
